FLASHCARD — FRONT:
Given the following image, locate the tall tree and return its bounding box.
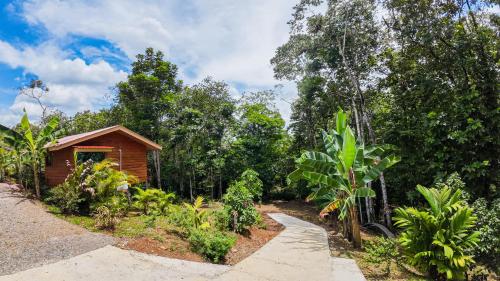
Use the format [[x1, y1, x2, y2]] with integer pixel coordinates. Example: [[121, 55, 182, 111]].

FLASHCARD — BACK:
[[164, 78, 236, 198], [228, 92, 290, 197], [378, 0, 499, 200], [272, 0, 394, 225], [116, 47, 182, 142]]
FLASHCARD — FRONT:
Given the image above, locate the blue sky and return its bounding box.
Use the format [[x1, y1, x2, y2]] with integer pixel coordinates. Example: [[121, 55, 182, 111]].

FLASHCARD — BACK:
[[0, 0, 297, 126]]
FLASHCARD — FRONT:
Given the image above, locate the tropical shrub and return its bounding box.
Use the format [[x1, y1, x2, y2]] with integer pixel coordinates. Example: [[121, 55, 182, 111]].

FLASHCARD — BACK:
[[394, 185, 479, 280], [183, 196, 210, 230], [0, 147, 15, 181], [223, 180, 259, 233], [188, 228, 236, 263], [85, 159, 137, 210], [210, 208, 230, 232], [94, 205, 118, 230], [46, 160, 94, 213], [467, 265, 490, 281], [133, 187, 175, 215], [471, 197, 500, 272], [97, 194, 130, 218], [48, 159, 137, 214], [238, 169, 263, 203], [46, 180, 85, 214], [165, 204, 195, 236], [363, 237, 401, 275], [289, 109, 399, 247]]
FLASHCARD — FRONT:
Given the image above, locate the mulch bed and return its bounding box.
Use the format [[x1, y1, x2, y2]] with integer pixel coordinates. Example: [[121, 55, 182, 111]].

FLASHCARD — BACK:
[[117, 213, 284, 265]]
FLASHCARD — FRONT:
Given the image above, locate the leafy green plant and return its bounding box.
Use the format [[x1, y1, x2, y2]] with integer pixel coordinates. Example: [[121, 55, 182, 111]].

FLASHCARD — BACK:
[[165, 204, 194, 236], [363, 237, 401, 275], [0, 147, 14, 181], [46, 180, 86, 214], [85, 159, 137, 208], [238, 169, 263, 203], [394, 185, 479, 280], [48, 159, 137, 214], [467, 265, 490, 281], [289, 109, 399, 247], [188, 228, 236, 263], [471, 197, 500, 272], [133, 187, 175, 215], [183, 196, 210, 230], [19, 110, 59, 198], [46, 160, 94, 214], [223, 180, 259, 233], [94, 205, 118, 230], [210, 208, 230, 232]]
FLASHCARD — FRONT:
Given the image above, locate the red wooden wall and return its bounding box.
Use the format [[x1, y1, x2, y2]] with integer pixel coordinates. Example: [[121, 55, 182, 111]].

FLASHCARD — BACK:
[[45, 131, 148, 187]]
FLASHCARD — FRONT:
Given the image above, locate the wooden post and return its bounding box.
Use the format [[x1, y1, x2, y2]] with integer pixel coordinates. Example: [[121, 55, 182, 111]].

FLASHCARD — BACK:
[[153, 150, 161, 189]]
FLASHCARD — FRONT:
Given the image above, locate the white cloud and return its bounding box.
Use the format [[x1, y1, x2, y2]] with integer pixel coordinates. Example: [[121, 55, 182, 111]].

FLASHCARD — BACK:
[[20, 0, 297, 119], [0, 40, 127, 124], [1, 0, 299, 125]]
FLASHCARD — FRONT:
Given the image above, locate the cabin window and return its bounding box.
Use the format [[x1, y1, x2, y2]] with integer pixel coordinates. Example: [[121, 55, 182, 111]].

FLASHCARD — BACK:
[[77, 152, 105, 164], [45, 153, 53, 167]]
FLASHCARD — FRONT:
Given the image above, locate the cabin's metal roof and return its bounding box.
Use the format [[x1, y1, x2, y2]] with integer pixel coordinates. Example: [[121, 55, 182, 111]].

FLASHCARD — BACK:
[[45, 125, 162, 151]]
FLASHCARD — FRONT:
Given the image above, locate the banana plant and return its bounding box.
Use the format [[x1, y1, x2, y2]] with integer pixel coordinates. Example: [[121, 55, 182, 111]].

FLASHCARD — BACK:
[[289, 109, 399, 248], [183, 196, 210, 229], [18, 110, 59, 198], [1, 123, 29, 188], [0, 146, 14, 181]]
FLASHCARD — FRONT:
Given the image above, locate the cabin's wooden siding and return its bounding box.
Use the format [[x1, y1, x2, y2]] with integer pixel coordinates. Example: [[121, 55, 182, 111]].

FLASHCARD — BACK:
[[45, 147, 75, 186], [45, 131, 149, 187]]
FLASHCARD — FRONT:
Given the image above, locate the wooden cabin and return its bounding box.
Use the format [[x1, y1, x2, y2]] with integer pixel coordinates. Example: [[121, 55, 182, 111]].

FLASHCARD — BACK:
[[44, 126, 162, 187]]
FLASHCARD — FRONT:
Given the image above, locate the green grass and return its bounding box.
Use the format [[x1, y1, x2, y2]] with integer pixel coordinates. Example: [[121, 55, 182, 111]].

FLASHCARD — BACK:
[[45, 202, 163, 238]]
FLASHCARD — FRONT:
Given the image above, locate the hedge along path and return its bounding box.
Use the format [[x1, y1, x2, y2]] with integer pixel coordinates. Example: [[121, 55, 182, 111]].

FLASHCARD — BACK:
[[0, 211, 365, 281]]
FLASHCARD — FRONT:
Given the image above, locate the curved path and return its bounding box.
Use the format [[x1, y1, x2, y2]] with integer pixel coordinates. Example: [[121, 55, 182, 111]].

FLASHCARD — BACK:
[[0, 189, 365, 281]]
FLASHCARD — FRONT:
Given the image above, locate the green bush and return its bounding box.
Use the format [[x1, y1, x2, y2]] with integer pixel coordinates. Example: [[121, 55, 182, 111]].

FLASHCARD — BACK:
[[471, 197, 500, 272], [46, 160, 93, 214], [93, 205, 118, 230], [47, 159, 136, 215], [394, 185, 479, 280], [188, 228, 236, 263], [132, 187, 175, 215], [210, 208, 230, 232], [238, 169, 263, 203], [223, 180, 259, 233], [166, 204, 194, 236], [363, 237, 401, 275]]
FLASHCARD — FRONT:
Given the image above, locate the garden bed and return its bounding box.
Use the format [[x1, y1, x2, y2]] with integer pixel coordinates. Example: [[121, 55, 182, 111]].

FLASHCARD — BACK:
[[45, 204, 283, 265]]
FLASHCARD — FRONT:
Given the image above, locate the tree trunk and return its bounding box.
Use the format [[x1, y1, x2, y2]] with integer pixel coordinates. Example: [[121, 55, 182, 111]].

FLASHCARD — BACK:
[[350, 205, 362, 248], [33, 161, 40, 198], [342, 218, 349, 239], [219, 169, 222, 199], [360, 105, 391, 226], [379, 172, 392, 227], [351, 99, 362, 140]]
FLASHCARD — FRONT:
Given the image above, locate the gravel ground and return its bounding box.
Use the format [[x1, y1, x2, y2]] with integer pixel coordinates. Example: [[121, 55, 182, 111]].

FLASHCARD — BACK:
[[0, 183, 114, 276]]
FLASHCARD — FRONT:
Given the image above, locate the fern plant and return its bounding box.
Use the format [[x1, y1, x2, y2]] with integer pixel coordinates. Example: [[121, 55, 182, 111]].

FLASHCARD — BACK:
[[394, 185, 479, 280], [133, 187, 175, 215]]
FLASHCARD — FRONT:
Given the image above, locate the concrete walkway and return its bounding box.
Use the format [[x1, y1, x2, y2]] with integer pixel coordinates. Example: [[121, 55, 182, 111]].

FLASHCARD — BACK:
[[0, 213, 365, 281], [215, 213, 365, 281]]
